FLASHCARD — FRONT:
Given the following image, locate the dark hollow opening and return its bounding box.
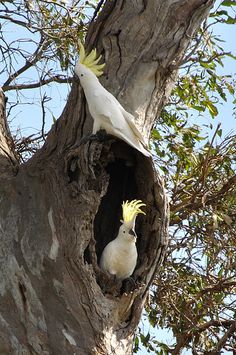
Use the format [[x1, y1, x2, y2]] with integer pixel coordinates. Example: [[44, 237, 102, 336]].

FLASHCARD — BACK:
[[91, 139, 157, 289], [94, 154, 139, 262], [84, 245, 92, 264]]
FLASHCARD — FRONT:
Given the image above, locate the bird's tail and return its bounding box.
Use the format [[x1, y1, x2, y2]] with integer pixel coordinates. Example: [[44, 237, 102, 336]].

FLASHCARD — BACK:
[[116, 130, 151, 157]]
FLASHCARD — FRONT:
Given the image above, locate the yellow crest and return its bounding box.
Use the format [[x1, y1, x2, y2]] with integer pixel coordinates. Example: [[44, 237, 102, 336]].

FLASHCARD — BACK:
[[79, 42, 105, 77], [122, 200, 146, 227]]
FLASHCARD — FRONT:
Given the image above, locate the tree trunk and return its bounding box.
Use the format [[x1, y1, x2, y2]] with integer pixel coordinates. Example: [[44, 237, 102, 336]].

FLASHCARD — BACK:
[[0, 1, 214, 354]]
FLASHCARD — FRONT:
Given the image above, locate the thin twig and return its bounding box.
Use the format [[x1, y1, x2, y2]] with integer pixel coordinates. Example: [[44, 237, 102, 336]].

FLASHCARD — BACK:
[[91, 0, 105, 22], [2, 76, 73, 92], [214, 321, 236, 351], [3, 36, 48, 87], [200, 123, 221, 185], [41, 93, 48, 141]]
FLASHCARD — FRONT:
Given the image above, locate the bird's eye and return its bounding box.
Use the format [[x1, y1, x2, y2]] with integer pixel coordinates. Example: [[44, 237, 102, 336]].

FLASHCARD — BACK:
[[123, 231, 125, 234], [81, 73, 84, 77]]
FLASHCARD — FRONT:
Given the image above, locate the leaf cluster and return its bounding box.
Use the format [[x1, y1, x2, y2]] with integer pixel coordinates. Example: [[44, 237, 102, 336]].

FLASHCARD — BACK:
[[0, 0, 96, 159], [135, 1, 236, 353]]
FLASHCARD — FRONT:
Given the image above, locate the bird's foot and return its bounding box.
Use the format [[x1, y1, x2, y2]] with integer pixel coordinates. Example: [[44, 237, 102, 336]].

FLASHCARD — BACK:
[[78, 134, 97, 145], [78, 130, 108, 146], [94, 129, 109, 142], [109, 273, 122, 291], [121, 277, 136, 294]]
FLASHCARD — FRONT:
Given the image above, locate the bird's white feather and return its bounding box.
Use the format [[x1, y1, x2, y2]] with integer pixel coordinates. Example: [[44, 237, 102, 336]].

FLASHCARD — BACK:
[[75, 55, 151, 157], [99, 200, 145, 280], [99, 232, 138, 280]]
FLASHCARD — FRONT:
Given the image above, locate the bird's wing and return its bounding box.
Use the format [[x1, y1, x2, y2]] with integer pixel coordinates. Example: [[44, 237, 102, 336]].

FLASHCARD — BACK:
[[93, 92, 126, 130], [120, 108, 147, 145], [93, 89, 148, 148], [100, 240, 118, 275], [101, 93, 146, 143]]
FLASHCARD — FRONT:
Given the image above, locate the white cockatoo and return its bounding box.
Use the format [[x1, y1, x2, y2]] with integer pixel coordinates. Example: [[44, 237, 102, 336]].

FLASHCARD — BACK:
[[75, 43, 151, 157], [99, 200, 146, 280]]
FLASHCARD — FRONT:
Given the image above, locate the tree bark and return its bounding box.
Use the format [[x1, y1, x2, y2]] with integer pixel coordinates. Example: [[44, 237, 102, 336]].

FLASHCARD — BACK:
[[0, 0, 214, 354], [0, 90, 18, 177]]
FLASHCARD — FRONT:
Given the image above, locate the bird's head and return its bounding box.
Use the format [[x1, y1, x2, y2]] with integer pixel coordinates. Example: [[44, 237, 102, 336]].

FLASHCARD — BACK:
[[121, 199, 146, 233], [119, 224, 137, 242], [75, 42, 105, 83]]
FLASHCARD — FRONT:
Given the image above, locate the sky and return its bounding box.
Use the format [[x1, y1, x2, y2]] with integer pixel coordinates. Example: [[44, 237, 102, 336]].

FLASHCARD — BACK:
[[197, 18, 236, 137], [1, 3, 235, 157], [0, 1, 236, 354], [137, 4, 236, 355], [1, 2, 235, 149], [138, 13, 236, 350]]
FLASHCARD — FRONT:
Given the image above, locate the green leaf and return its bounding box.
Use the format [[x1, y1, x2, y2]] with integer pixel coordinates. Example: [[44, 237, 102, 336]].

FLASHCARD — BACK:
[[192, 105, 205, 112], [225, 17, 236, 24], [218, 267, 224, 278], [210, 10, 229, 17], [217, 129, 222, 137], [133, 336, 139, 353], [200, 60, 216, 69], [52, 115, 57, 123], [205, 101, 218, 117], [152, 129, 162, 140], [221, 0, 236, 6], [225, 82, 235, 95], [227, 53, 236, 61]]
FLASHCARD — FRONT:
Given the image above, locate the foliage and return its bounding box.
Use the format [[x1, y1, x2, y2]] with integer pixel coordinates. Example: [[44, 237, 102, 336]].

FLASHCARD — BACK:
[[0, 0, 95, 158], [1, 0, 236, 353], [1, 0, 87, 87], [138, 1, 236, 353]]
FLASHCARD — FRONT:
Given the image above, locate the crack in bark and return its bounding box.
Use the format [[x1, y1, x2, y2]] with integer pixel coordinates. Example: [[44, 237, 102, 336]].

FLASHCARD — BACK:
[[18, 281, 28, 313]]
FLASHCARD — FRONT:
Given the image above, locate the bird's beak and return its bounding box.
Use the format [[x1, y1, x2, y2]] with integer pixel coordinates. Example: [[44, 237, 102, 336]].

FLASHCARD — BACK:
[[129, 229, 137, 238]]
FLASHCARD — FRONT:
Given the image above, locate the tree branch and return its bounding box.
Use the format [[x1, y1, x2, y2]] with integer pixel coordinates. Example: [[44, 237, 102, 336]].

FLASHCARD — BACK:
[[0, 14, 38, 33], [199, 123, 221, 188], [3, 36, 49, 88], [170, 174, 236, 224], [215, 321, 236, 351], [2, 76, 73, 92], [171, 320, 235, 354], [196, 319, 235, 333], [0, 89, 19, 176]]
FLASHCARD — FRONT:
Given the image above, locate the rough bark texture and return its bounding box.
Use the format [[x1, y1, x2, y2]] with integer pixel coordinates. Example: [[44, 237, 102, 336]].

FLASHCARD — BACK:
[[0, 91, 18, 177], [0, 0, 214, 354]]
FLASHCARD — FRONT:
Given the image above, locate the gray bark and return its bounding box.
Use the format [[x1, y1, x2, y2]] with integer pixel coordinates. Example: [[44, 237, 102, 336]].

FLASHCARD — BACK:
[[0, 91, 18, 177], [0, 0, 214, 354]]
